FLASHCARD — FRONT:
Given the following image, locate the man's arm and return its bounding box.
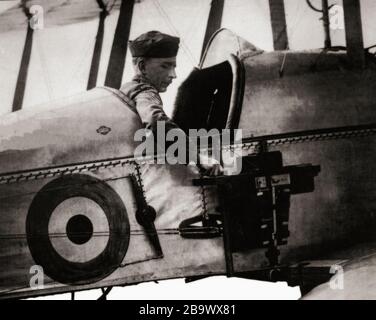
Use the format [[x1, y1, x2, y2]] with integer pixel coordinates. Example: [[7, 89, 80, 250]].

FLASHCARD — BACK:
[[134, 87, 180, 134], [134, 87, 222, 174]]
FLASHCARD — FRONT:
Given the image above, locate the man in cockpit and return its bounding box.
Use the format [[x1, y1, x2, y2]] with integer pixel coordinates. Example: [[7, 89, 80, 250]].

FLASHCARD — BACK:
[[120, 30, 222, 175]]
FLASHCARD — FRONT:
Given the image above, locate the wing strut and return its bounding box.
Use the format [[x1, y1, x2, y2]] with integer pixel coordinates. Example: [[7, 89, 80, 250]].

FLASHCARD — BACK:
[[269, 0, 289, 50], [343, 0, 365, 69], [12, 6, 34, 112], [200, 0, 224, 60], [104, 0, 135, 89], [87, 0, 109, 90]]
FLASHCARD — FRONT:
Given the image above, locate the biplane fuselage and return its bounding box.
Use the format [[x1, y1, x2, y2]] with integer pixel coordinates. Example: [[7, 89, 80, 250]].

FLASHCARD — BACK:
[[0, 29, 376, 299]]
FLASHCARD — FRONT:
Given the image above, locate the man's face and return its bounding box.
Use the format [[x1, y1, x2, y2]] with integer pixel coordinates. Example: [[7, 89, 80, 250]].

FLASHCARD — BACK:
[[143, 57, 177, 92]]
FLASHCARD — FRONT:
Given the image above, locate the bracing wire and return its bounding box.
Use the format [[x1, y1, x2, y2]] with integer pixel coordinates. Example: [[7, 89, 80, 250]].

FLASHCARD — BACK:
[[151, 0, 198, 66], [35, 31, 54, 101]]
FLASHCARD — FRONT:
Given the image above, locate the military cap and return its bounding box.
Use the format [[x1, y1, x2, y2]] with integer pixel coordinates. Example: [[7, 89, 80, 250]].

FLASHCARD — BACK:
[[129, 30, 180, 58]]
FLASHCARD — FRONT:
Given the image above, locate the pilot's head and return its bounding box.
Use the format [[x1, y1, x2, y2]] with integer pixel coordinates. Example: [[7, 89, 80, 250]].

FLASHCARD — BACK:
[[129, 30, 179, 92]]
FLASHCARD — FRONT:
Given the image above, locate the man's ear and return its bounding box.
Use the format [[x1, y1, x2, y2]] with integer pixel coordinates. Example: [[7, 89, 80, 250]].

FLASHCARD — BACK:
[[138, 59, 146, 75]]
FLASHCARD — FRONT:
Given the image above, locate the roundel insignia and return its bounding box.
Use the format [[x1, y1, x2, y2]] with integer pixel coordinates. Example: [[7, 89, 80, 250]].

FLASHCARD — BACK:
[[26, 174, 130, 285]]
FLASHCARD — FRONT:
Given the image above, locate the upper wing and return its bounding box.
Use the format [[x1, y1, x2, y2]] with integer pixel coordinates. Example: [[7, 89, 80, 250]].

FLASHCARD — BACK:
[[0, 0, 120, 33]]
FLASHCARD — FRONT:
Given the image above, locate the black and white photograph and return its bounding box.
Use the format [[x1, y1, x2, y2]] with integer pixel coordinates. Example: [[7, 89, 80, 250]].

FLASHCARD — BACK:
[[0, 0, 375, 302]]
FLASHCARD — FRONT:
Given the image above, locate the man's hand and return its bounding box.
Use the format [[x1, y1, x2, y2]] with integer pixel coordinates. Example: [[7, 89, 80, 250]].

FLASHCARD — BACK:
[[197, 154, 224, 176], [200, 163, 223, 176]]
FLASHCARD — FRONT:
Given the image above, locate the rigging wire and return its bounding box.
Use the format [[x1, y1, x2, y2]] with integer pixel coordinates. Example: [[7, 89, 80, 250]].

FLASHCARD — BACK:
[[67, 0, 121, 93], [288, 1, 310, 42], [0, 229, 181, 241], [151, 0, 197, 66], [0, 226, 222, 240], [67, 31, 96, 93], [69, 0, 119, 92], [34, 31, 54, 101], [184, 0, 210, 46]]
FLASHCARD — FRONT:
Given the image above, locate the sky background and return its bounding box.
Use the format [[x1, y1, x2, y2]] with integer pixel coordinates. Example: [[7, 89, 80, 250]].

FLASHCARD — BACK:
[[1, 0, 375, 117], [0, 0, 375, 300]]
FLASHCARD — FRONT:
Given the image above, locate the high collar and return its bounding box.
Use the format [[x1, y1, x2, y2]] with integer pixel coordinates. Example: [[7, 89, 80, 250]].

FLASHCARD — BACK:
[[133, 74, 152, 85], [132, 74, 160, 92]]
